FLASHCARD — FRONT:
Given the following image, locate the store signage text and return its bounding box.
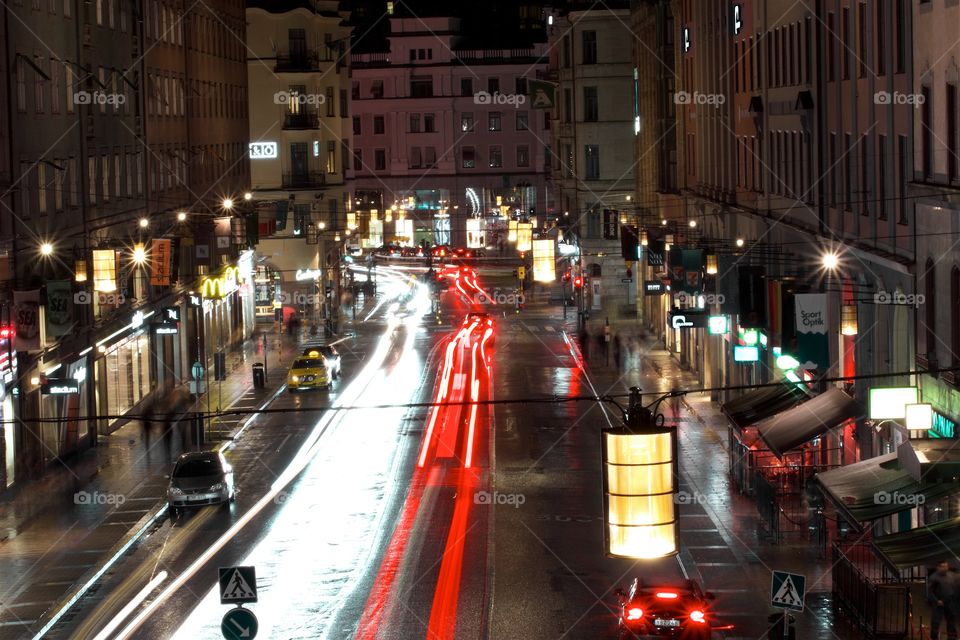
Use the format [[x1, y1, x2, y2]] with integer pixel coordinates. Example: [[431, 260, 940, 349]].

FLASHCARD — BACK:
[[154, 323, 178, 335], [41, 379, 80, 395], [249, 142, 278, 159], [201, 266, 245, 299], [295, 269, 322, 281]]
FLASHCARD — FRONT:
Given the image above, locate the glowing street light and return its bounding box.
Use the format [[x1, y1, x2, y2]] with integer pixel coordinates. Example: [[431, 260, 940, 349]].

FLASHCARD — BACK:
[[40, 242, 54, 256], [243, 192, 253, 201], [822, 251, 839, 271], [222, 198, 234, 210], [139, 217, 149, 228], [688, 219, 697, 228], [132, 243, 147, 264], [177, 211, 187, 222], [735, 238, 745, 248]]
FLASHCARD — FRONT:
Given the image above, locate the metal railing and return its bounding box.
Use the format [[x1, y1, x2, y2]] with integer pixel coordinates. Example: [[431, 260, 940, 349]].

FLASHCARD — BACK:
[[833, 542, 911, 639], [275, 49, 326, 72], [282, 109, 320, 129], [281, 171, 326, 189]]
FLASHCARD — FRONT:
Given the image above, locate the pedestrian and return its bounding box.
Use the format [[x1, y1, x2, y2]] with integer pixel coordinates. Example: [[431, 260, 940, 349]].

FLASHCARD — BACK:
[[670, 386, 682, 418], [928, 560, 959, 639], [578, 324, 590, 360]]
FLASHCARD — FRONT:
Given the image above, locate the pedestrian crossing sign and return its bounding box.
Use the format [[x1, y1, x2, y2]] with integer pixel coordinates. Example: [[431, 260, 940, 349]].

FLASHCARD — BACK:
[[219, 566, 258, 605], [771, 570, 805, 611]]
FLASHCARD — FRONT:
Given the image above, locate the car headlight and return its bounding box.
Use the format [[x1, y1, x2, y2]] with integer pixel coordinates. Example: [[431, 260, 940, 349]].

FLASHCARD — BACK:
[[209, 483, 224, 491], [169, 487, 184, 496], [291, 375, 299, 382]]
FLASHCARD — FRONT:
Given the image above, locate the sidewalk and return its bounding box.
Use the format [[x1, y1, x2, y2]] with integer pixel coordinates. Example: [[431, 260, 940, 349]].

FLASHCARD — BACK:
[[0, 327, 301, 638]]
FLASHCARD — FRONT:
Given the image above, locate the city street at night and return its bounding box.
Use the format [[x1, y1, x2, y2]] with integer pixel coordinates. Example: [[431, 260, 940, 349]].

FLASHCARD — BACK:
[[2, 1, 959, 639]]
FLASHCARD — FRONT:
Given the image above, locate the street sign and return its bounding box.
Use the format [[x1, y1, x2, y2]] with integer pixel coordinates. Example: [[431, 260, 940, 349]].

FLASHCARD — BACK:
[[219, 566, 258, 604], [771, 570, 806, 611], [221, 607, 258, 640], [192, 362, 205, 380], [620, 278, 634, 284]]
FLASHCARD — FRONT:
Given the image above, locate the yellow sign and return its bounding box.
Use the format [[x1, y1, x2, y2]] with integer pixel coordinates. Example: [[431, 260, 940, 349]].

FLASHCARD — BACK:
[[532, 239, 555, 282], [517, 266, 526, 280], [200, 266, 244, 299]]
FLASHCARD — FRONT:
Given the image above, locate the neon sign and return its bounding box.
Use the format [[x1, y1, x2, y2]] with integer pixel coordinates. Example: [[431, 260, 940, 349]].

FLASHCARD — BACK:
[[200, 266, 245, 299]]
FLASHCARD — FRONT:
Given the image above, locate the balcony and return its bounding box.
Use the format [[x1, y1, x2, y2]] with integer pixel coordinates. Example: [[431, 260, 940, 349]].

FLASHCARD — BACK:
[[282, 171, 326, 189], [275, 50, 324, 72], [350, 52, 390, 68], [282, 108, 320, 129]]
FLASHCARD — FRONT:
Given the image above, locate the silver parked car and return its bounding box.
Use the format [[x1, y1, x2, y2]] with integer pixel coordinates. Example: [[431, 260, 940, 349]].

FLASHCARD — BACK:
[[167, 451, 235, 514]]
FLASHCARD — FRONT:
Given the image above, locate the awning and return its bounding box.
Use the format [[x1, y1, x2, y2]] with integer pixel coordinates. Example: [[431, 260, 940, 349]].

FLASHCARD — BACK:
[[816, 452, 959, 527], [721, 381, 810, 430], [874, 518, 960, 569], [756, 387, 860, 457]]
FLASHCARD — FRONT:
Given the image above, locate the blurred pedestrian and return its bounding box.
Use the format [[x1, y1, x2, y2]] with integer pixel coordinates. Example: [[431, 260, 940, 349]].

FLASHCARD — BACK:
[[578, 324, 590, 360], [928, 560, 958, 639]]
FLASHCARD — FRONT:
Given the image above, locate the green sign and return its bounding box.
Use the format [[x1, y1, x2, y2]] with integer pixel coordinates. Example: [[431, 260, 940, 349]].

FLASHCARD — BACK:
[[771, 570, 806, 611], [931, 411, 956, 439], [527, 79, 556, 109], [221, 607, 258, 640], [708, 315, 728, 335]]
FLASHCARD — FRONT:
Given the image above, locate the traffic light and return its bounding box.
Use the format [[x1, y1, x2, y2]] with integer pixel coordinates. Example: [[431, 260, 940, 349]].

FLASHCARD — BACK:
[[562, 271, 571, 282], [574, 276, 583, 289]]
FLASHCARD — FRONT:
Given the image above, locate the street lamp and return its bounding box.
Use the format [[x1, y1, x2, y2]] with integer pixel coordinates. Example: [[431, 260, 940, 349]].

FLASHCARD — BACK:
[[139, 217, 149, 229], [39, 242, 54, 256], [244, 192, 253, 201], [821, 251, 839, 271], [132, 243, 147, 264], [222, 198, 234, 211], [177, 211, 187, 222], [735, 238, 745, 248]]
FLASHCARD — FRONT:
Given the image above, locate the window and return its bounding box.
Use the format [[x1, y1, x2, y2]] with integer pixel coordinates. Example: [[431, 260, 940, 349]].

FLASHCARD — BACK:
[[921, 85, 932, 179], [370, 80, 383, 98], [584, 86, 598, 122], [516, 111, 528, 131], [114, 152, 121, 197], [948, 84, 958, 182], [895, 0, 905, 73], [582, 30, 597, 64], [926, 259, 936, 360], [563, 144, 573, 178], [876, 2, 885, 75], [424, 114, 435, 132], [326, 87, 334, 116], [563, 34, 571, 68], [88, 156, 96, 203], [841, 8, 850, 80], [19, 163, 31, 217], [54, 160, 63, 211], [858, 3, 867, 78], [409, 113, 421, 133], [461, 77, 472, 96], [410, 77, 433, 98], [353, 116, 361, 136], [587, 209, 601, 237], [878, 134, 887, 219], [101, 155, 109, 201], [844, 133, 852, 210], [585, 145, 600, 180], [897, 135, 908, 222], [340, 89, 347, 117], [563, 89, 572, 123], [462, 147, 476, 169], [461, 113, 474, 132], [353, 149, 363, 171], [410, 147, 422, 169], [515, 77, 527, 95], [487, 77, 499, 94], [488, 111, 501, 131], [374, 116, 385, 134], [826, 13, 835, 82], [860, 134, 869, 216], [326, 141, 336, 173], [37, 164, 47, 214], [374, 149, 385, 171], [517, 145, 529, 167], [34, 56, 44, 114], [50, 62, 60, 114], [829, 133, 837, 207], [489, 145, 502, 168], [352, 81, 360, 99], [425, 147, 436, 167], [96, 0, 103, 24]]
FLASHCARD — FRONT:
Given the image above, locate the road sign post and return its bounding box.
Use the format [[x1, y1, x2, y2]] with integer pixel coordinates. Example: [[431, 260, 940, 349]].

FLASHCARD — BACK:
[[221, 607, 258, 640]]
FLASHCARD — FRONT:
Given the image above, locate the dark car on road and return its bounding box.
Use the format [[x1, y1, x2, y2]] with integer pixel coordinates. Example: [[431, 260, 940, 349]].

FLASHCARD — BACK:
[[167, 451, 235, 514], [615, 578, 721, 639]]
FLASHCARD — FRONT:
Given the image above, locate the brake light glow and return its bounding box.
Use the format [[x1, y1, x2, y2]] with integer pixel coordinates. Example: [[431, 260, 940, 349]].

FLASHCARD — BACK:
[[656, 592, 678, 599], [626, 607, 643, 621], [689, 609, 706, 623]]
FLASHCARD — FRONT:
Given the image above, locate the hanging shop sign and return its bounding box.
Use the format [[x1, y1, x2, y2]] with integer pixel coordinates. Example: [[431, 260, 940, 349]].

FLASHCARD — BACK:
[[200, 266, 245, 299], [644, 280, 666, 295], [668, 310, 708, 329], [41, 378, 80, 395], [295, 269, 322, 281], [153, 322, 178, 335], [13, 289, 41, 351], [733, 345, 760, 362], [150, 239, 173, 286], [45, 280, 73, 337]]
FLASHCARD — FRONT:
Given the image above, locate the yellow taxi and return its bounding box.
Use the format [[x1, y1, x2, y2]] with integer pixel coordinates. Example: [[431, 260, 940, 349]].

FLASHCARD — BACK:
[[287, 355, 330, 392]]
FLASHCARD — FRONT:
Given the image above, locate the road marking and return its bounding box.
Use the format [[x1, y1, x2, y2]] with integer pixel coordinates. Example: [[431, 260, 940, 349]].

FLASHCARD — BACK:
[[545, 326, 555, 332]]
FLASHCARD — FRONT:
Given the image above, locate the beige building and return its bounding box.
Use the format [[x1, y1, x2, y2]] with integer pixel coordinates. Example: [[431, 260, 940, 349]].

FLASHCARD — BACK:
[[550, 1, 635, 319], [246, 0, 352, 321]]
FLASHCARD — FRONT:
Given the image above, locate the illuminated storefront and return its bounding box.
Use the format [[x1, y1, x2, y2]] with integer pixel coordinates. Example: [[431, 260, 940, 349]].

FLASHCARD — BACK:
[[96, 318, 153, 428]]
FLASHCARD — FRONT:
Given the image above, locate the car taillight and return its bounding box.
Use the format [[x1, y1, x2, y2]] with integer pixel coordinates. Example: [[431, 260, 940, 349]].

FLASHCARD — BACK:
[[655, 592, 678, 599], [626, 607, 643, 621], [689, 610, 706, 623]]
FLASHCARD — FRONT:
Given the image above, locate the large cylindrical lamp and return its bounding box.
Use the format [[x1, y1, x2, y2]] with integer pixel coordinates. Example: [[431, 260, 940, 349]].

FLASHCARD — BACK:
[[602, 425, 679, 559]]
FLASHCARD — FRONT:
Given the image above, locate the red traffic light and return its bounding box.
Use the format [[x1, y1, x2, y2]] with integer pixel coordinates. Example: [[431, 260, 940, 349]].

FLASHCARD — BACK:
[[573, 276, 583, 288]]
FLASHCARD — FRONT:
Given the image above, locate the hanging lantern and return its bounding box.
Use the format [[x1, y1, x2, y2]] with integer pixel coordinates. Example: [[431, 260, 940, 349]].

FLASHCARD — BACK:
[[640, 230, 648, 247], [706, 254, 718, 275], [75, 260, 88, 282], [841, 304, 858, 336]]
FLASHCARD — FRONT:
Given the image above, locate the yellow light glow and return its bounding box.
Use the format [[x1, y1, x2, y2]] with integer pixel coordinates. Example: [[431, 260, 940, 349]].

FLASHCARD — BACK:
[[132, 244, 147, 264], [604, 430, 678, 559], [905, 403, 933, 431], [75, 260, 88, 282], [222, 198, 234, 210], [139, 218, 149, 228], [40, 242, 54, 256], [508, 220, 518, 243], [532, 239, 555, 282], [841, 304, 858, 336], [93, 249, 117, 292], [200, 266, 245, 299], [706, 254, 718, 275], [869, 386, 919, 420], [177, 211, 187, 222], [516, 223, 533, 252]]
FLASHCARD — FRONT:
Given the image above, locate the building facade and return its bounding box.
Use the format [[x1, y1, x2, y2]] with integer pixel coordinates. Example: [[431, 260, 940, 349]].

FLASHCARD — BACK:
[[911, 0, 960, 462], [350, 15, 551, 250], [246, 0, 352, 325], [550, 2, 635, 318], [0, 0, 252, 487]]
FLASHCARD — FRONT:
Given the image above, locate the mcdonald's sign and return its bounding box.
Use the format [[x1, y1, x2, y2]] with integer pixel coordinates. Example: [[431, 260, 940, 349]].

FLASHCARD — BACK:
[[200, 266, 245, 299]]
